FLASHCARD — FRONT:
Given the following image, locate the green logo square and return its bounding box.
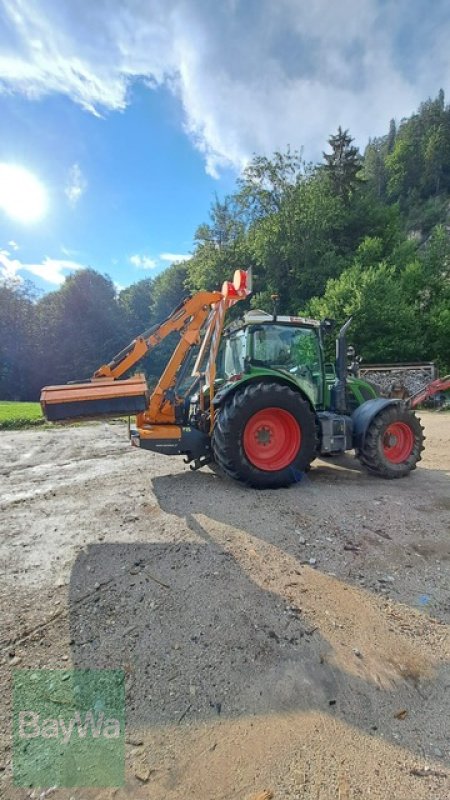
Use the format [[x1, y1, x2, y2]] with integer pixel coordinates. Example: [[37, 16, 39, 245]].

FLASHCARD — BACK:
[[13, 669, 125, 788]]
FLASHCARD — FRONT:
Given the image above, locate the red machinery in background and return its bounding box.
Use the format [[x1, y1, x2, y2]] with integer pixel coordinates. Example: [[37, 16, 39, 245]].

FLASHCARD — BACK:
[[408, 376, 450, 409]]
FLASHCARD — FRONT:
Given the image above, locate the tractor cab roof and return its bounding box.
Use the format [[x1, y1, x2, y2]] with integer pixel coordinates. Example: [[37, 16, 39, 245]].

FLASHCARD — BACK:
[[243, 310, 320, 327], [224, 309, 320, 335]]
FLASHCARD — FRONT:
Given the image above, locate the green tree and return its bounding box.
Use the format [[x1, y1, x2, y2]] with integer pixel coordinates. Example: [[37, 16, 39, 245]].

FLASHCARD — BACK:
[[235, 149, 303, 220], [387, 118, 397, 153], [188, 195, 250, 292], [323, 127, 363, 199], [0, 280, 36, 399], [415, 225, 450, 370], [35, 270, 127, 388], [119, 277, 154, 334], [307, 260, 421, 363], [248, 169, 345, 310], [385, 92, 450, 205], [363, 137, 388, 199], [152, 261, 189, 319], [423, 123, 450, 195]]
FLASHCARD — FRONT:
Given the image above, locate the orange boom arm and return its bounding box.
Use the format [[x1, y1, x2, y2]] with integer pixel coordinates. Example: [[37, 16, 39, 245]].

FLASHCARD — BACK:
[[40, 271, 251, 439]]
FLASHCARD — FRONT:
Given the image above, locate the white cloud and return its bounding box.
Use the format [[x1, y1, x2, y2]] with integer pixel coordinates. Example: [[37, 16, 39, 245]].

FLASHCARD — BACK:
[[0, 1, 449, 175], [0, 248, 22, 281], [129, 252, 191, 269], [8, 240, 19, 250], [159, 252, 191, 263], [129, 253, 157, 269], [65, 163, 87, 206], [60, 244, 79, 257], [25, 257, 84, 284], [0, 249, 84, 284]]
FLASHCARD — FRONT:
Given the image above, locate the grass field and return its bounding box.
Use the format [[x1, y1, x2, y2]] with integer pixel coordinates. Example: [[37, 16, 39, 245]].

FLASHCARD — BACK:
[[0, 401, 45, 430]]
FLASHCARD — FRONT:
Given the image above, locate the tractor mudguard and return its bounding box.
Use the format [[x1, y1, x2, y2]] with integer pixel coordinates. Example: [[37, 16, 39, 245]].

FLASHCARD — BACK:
[[351, 398, 401, 450], [212, 373, 315, 409]]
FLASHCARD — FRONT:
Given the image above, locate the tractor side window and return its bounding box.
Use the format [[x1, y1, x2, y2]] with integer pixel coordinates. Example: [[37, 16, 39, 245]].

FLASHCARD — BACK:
[[290, 330, 321, 371], [219, 331, 245, 378]]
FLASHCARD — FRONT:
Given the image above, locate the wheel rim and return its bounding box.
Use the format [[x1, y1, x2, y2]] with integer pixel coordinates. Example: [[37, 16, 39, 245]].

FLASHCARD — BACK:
[[243, 407, 301, 471], [382, 421, 415, 463]]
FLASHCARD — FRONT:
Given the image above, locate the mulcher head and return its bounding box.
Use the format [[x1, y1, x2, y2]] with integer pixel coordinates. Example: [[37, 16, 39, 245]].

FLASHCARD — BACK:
[[40, 373, 149, 422]]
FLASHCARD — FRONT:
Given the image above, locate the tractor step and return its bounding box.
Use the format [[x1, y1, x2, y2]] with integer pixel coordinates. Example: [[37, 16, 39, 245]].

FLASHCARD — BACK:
[[40, 374, 149, 422]]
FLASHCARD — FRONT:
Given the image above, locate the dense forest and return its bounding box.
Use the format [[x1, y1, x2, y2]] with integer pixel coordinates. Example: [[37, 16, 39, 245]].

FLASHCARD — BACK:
[[1, 92, 450, 400]]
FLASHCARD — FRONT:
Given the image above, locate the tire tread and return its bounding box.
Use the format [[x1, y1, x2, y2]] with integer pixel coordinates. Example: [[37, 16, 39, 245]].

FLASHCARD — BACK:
[[357, 405, 424, 479], [212, 381, 318, 488]]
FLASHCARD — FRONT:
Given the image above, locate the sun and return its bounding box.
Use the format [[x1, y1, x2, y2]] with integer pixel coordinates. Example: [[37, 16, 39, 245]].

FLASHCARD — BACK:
[[0, 163, 48, 223]]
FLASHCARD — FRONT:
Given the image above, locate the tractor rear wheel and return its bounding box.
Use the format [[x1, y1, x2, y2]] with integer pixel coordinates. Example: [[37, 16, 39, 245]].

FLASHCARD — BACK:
[[357, 405, 424, 479], [212, 381, 317, 488]]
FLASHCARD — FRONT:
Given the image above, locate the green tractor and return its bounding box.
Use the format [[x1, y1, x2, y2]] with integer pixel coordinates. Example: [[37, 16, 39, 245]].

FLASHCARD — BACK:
[[41, 271, 425, 490], [208, 310, 424, 488]]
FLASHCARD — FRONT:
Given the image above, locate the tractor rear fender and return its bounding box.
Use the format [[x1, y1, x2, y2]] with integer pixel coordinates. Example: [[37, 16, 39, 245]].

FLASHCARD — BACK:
[[352, 398, 402, 450], [212, 375, 314, 411]]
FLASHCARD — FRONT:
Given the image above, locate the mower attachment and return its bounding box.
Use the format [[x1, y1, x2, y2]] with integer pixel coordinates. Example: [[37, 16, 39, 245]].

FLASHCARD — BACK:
[[40, 373, 149, 422]]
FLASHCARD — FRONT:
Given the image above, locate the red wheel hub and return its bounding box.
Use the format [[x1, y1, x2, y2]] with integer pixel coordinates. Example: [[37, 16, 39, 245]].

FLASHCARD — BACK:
[[382, 421, 415, 463], [243, 407, 301, 471]]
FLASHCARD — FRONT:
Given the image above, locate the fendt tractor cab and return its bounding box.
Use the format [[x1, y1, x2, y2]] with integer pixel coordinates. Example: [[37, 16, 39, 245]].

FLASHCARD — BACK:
[[41, 269, 424, 488]]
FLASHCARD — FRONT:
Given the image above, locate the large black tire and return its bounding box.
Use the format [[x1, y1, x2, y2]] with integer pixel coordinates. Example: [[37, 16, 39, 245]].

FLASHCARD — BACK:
[[357, 405, 424, 479], [212, 381, 317, 488]]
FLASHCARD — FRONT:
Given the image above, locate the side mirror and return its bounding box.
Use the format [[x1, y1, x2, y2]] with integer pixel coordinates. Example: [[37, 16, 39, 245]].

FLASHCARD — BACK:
[[320, 318, 336, 335]]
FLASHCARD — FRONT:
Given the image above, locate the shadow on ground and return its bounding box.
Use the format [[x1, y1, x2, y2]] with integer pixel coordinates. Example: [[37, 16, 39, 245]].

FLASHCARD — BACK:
[[69, 460, 450, 768]]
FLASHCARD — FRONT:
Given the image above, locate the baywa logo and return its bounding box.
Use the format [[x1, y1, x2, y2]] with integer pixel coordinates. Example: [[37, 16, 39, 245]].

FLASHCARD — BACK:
[[19, 709, 121, 743], [13, 669, 125, 788]]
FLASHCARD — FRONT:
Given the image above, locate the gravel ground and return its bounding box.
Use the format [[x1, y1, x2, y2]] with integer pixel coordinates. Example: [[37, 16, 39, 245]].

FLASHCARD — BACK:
[[0, 412, 449, 799]]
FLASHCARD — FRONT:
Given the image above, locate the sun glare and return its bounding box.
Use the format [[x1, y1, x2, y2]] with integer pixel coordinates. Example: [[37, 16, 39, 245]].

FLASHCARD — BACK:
[[0, 163, 48, 223]]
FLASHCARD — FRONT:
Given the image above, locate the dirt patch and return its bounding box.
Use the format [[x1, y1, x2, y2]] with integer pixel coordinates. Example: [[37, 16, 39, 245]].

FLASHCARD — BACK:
[[1, 412, 450, 799]]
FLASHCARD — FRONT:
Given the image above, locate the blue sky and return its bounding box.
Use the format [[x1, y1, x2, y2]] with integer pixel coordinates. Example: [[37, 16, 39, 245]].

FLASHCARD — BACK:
[[0, 82, 236, 291], [0, 0, 449, 293]]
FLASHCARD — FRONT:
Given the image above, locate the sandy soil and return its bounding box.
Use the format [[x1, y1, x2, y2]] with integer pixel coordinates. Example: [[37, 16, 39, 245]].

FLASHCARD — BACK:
[[0, 412, 449, 799]]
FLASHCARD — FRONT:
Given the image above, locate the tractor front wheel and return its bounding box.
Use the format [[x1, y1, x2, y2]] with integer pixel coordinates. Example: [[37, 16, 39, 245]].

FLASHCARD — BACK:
[[357, 405, 424, 479], [212, 381, 317, 488]]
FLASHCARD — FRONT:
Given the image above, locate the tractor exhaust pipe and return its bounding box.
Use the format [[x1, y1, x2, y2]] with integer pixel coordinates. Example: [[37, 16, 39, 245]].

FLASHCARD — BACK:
[[331, 317, 352, 414]]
